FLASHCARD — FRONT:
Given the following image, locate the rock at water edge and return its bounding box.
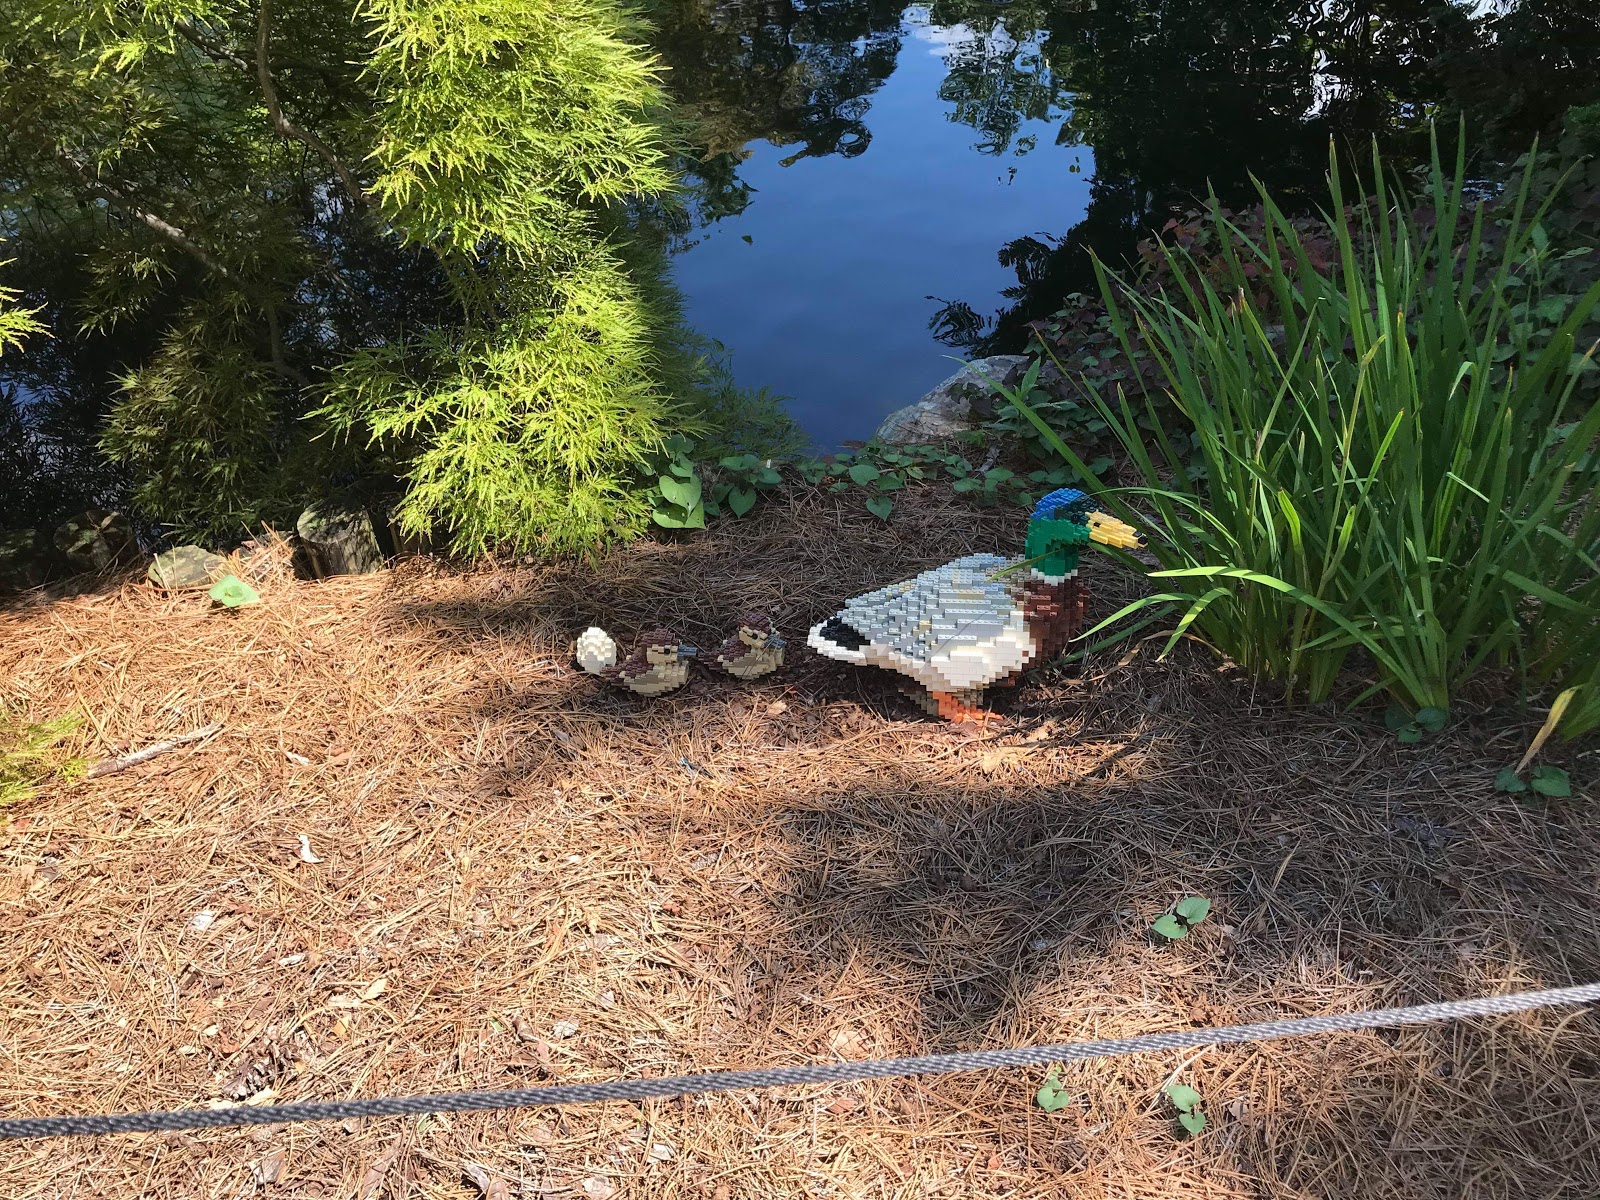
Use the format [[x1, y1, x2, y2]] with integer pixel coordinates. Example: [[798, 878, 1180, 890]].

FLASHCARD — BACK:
[[873, 355, 1030, 445]]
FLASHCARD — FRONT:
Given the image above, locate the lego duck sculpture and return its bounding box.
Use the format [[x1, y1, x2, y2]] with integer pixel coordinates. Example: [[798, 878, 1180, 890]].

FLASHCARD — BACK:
[[712, 613, 787, 679], [576, 627, 698, 697], [807, 488, 1141, 721]]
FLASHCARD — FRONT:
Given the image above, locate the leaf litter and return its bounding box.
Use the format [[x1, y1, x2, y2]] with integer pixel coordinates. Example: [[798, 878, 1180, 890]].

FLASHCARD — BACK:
[[0, 487, 1596, 1198]]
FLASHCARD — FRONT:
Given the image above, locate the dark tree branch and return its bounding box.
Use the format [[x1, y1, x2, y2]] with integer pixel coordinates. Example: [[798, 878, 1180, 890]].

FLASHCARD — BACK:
[[256, 0, 367, 208], [264, 301, 312, 390], [52, 148, 243, 287], [54, 145, 307, 387], [173, 18, 252, 74]]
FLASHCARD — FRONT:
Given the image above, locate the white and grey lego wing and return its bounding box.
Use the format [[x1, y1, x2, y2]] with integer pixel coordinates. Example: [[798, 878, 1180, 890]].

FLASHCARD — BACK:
[[815, 554, 1017, 664]]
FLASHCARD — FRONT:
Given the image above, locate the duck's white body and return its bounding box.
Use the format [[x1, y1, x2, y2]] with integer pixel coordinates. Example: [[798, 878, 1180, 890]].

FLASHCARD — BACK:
[[808, 553, 1056, 695]]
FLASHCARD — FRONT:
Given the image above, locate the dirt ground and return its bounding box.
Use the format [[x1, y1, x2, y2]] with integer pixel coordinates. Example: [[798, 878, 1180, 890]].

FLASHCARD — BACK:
[[2, 485, 1598, 1200]]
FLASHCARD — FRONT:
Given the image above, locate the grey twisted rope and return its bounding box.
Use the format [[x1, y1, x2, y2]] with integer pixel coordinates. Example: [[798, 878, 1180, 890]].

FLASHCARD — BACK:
[[4, 982, 1597, 1140]]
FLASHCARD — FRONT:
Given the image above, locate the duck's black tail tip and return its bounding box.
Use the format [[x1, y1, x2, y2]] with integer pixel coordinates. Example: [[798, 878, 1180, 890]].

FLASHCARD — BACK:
[[814, 617, 868, 651]]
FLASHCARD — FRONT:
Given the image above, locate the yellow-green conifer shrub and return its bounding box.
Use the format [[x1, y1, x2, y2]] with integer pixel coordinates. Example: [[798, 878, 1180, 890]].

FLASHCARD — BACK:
[[2, 0, 694, 553], [321, 0, 682, 555]]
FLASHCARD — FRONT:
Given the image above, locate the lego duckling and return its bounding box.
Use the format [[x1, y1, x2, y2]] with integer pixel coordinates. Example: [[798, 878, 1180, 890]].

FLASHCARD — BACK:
[[575, 626, 698, 697], [712, 613, 787, 680]]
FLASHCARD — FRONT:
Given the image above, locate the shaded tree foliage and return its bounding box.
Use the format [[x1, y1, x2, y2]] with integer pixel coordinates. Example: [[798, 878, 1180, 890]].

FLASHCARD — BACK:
[[923, 0, 1600, 353], [0, 0, 714, 554]]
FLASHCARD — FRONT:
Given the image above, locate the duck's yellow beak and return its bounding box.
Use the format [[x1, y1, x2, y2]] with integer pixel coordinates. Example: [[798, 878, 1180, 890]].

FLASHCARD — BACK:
[[1088, 510, 1143, 550]]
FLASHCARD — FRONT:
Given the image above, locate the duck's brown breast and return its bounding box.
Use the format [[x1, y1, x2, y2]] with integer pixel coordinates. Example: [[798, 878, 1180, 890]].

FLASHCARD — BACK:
[[1022, 578, 1089, 663]]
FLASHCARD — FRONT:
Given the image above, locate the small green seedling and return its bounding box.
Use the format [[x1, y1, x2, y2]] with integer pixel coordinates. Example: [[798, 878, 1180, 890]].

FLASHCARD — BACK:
[[1150, 895, 1211, 941], [1164, 1083, 1206, 1137], [650, 435, 706, 529], [705, 453, 784, 519], [796, 458, 829, 485], [865, 495, 894, 521], [209, 574, 259, 609], [1495, 763, 1572, 798], [1034, 1066, 1071, 1113], [1385, 704, 1448, 744]]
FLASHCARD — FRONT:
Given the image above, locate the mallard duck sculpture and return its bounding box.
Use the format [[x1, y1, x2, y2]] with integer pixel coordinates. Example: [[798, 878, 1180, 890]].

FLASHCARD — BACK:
[[808, 488, 1141, 721], [576, 626, 698, 697], [712, 613, 787, 679]]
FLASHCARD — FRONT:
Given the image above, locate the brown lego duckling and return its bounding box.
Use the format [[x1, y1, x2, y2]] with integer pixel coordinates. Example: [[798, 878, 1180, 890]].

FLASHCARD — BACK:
[[712, 612, 787, 680], [575, 626, 698, 697]]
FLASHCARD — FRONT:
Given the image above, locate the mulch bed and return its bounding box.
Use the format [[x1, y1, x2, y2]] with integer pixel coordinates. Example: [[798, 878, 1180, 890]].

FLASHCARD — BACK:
[[1, 485, 1596, 1199]]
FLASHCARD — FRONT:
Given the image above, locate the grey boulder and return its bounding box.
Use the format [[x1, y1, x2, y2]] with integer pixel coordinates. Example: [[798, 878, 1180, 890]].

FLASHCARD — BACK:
[[873, 355, 1030, 445]]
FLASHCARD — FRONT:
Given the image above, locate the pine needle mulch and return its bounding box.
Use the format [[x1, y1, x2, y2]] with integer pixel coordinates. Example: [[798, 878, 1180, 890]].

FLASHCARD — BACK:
[[2, 486, 1597, 1200]]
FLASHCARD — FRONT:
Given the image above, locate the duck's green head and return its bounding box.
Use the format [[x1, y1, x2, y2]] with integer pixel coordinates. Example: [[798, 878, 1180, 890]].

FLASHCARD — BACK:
[[1024, 487, 1142, 579]]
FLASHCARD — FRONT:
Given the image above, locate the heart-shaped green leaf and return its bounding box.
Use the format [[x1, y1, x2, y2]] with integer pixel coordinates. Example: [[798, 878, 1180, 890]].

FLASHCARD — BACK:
[[720, 453, 760, 471], [1164, 1083, 1202, 1112], [1175, 895, 1211, 925], [208, 574, 260, 609], [1035, 1068, 1071, 1112], [752, 466, 783, 487], [952, 476, 981, 493], [829, 480, 850, 494], [1414, 707, 1448, 733], [1383, 704, 1412, 732], [1177, 1109, 1207, 1136], [728, 486, 757, 517], [876, 472, 904, 492], [1396, 727, 1423, 744], [668, 458, 696, 478], [664, 434, 693, 456], [848, 462, 880, 486], [1530, 765, 1572, 797], [866, 496, 894, 521], [653, 500, 706, 530], [1151, 914, 1188, 940], [1494, 765, 1528, 793], [659, 473, 702, 509]]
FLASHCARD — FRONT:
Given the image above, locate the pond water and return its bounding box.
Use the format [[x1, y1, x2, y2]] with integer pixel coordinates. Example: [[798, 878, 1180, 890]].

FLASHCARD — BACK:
[[668, 6, 1090, 447], [656, 0, 1578, 448]]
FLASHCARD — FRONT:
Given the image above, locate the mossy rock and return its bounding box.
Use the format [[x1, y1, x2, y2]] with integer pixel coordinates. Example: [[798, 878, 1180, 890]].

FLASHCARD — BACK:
[[148, 545, 228, 591], [53, 509, 135, 573], [0, 528, 52, 593], [296, 502, 384, 578]]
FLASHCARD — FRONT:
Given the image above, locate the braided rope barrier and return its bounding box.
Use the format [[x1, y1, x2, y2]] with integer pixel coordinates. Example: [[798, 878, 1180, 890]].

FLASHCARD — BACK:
[[4, 981, 1597, 1140]]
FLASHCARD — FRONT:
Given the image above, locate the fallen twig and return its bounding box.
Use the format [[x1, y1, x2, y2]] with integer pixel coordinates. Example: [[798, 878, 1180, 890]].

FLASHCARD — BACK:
[[85, 723, 224, 778]]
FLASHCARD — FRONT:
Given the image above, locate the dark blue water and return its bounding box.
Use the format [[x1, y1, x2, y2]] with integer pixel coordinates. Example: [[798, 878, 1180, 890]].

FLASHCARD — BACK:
[[671, 8, 1090, 448], [659, 0, 1598, 450]]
